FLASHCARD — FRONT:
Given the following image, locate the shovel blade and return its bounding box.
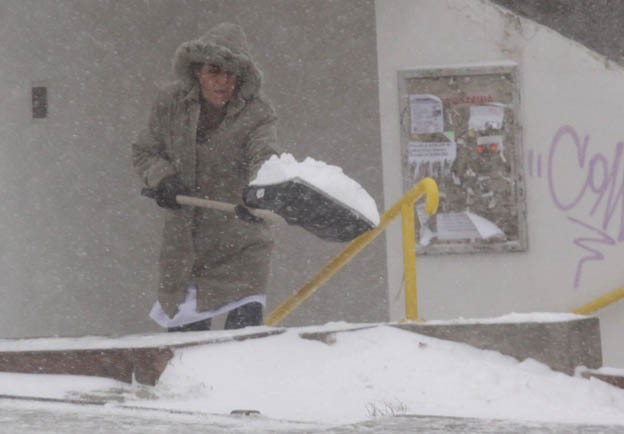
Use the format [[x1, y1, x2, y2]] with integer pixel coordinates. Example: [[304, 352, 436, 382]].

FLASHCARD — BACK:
[[243, 180, 374, 242]]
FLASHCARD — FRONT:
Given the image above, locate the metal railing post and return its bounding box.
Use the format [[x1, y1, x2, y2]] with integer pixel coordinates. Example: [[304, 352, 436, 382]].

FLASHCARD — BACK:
[[265, 177, 439, 326], [401, 202, 418, 321], [573, 285, 624, 315]]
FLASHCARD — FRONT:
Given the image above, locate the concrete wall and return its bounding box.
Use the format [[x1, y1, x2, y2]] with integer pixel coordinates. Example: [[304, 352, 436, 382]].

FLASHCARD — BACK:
[[0, 0, 386, 337], [376, 0, 624, 367], [493, 0, 624, 65]]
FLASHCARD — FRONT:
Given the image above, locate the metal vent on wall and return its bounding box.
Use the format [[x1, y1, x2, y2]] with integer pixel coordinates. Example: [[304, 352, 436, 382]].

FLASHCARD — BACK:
[[32, 86, 47, 119]]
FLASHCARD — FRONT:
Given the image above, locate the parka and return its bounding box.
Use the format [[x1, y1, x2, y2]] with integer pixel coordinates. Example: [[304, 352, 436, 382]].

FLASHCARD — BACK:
[[132, 23, 279, 318]]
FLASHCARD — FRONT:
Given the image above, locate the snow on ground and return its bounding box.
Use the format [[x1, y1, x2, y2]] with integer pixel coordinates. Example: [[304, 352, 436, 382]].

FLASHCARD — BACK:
[[0, 373, 120, 401], [250, 153, 380, 225], [1, 322, 624, 427], [425, 312, 587, 324], [0, 323, 275, 352]]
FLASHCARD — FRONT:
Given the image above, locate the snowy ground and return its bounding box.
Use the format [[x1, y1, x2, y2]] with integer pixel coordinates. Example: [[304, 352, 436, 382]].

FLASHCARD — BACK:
[[1, 322, 624, 431], [1, 401, 623, 433]]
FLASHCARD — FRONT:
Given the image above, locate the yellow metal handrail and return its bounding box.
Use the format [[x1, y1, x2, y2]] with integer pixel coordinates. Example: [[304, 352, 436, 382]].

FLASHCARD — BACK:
[[265, 177, 439, 326], [573, 285, 624, 315]]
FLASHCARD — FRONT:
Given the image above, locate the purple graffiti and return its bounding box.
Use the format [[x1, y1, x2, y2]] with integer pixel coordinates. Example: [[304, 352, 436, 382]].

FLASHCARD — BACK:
[[528, 150, 544, 177], [567, 217, 616, 288], [547, 125, 624, 287]]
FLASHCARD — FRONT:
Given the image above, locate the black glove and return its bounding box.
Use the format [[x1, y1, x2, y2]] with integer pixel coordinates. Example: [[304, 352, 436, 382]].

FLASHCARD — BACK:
[[234, 204, 264, 223], [155, 175, 188, 209]]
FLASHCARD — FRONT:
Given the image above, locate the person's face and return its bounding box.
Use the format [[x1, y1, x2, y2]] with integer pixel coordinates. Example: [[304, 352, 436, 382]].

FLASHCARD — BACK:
[[198, 63, 237, 108]]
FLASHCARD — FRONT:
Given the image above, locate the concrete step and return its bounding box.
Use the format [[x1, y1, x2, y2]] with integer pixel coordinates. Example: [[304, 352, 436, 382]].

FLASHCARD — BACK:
[[580, 368, 624, 389], [393, 315, 602, 375], [0, 315, 605, 385], [0, 327, 285, 385]]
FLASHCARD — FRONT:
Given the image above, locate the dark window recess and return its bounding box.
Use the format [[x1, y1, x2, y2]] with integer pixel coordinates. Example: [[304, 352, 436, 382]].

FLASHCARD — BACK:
[[32, 86, 47, 119]]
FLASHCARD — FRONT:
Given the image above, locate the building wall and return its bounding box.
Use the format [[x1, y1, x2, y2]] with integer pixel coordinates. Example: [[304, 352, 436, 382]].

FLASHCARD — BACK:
[[0, 0, 386, 337], [376, 0, 624, 367], [493, 0, 624, 65]]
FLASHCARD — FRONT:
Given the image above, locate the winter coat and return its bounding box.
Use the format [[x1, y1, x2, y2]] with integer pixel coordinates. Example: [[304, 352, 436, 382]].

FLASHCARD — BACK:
[[132, 23, 279, 317]]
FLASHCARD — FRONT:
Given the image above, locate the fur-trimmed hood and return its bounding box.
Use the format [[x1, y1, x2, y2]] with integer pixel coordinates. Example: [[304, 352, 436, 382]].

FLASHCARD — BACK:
[[172, 23, 262, 101]]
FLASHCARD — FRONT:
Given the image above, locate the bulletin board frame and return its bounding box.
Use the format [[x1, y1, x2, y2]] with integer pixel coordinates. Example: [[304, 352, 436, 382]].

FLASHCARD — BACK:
[[398, 62, 528, 255]]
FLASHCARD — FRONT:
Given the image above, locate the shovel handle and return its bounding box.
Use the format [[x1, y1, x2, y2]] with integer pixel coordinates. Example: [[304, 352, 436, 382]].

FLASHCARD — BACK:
[[175, 195, 236, 213], [176, 195, 282, 223], [141, 189, 281, 224]]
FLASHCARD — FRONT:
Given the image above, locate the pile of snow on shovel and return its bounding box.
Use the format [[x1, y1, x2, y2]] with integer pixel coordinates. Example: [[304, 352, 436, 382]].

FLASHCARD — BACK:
[[251, 153, 380, 226]]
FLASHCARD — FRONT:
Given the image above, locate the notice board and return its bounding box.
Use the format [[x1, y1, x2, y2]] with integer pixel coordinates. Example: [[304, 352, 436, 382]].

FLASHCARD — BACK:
[[398, 63, 527, 254]]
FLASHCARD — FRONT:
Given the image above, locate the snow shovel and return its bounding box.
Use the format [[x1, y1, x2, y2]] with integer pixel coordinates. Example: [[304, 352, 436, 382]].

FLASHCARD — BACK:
[[141, 188, 282, 224], [142, 181, 375, 242], [243, 179, 375, 242]]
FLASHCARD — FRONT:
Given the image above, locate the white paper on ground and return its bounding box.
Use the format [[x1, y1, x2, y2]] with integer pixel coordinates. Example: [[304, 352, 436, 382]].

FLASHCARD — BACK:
[[149, 285, 266, 328]]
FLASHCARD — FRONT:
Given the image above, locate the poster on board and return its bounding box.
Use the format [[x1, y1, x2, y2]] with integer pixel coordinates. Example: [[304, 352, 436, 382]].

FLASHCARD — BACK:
[[398, 63, 527, 254]]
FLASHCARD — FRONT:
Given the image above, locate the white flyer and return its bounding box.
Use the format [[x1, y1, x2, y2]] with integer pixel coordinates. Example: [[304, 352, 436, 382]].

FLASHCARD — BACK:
[[436, 211, 505, 241], [468, 104, 505, 131], [408, 135, 457, 178], [409, 94, 444, 134], [407, 140, 457, 164]]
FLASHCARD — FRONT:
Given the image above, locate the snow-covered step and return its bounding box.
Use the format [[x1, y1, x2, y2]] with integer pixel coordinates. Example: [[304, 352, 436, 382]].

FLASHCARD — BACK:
[[0, 315, 603, 387], [580, 367, 624, 389], [0, 323, 623, 427], [393, 313, 602, 375], [0, 327, 285, 385]]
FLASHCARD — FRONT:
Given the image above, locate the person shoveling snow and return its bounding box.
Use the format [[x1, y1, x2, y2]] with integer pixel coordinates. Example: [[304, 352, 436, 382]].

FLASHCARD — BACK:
[[133, 23, 279, 332], [133, 25, 378, 333]]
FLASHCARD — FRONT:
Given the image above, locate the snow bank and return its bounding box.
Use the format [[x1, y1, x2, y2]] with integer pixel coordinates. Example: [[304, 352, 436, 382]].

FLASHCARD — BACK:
[[0, 372, 122, 400], [1, 323, 623, 427], [147, 325, 624, 425], [251, 153, 380, 225]]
